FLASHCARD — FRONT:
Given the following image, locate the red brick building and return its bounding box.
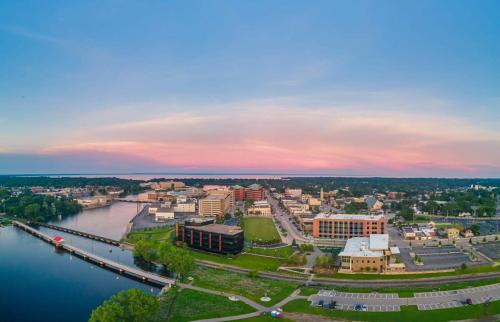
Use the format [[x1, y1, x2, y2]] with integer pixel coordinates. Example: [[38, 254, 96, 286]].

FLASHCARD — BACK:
[[312, 214, 387, 240], [245, 184, 265, 201], [232, 185, 246, 201]]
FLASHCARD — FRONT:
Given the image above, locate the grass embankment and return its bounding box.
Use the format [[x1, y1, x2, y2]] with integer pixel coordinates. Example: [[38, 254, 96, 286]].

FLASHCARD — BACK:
[[161, 287, 254, 322], [326, 264, 500, 280], [190, 266, 298, 306], [283, 299, 500, 322], [190, 249, 283, 271], [301, 277, 500, 298], [244, 217, 281, 243], [244, 245, 294, 258], [122, 226, 174, 244]]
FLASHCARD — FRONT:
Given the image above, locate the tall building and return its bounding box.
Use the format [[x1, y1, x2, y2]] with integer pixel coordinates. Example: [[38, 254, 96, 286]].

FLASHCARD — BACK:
[[232, 185, 246, 201], [312, 213, 387, 240], [245, 183, 264, 201], [199, 191, 234, 217]]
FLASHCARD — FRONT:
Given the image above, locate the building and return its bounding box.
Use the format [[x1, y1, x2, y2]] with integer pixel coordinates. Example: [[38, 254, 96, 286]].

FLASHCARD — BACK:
[[232, 185, 246, 201], [308, 197, 321, 207], [285, 188, 302, 198], [339, 234, 405, 273], [175, 218, 244, 254], [447, 228, 460, 239], [312, 213, 387, 240], [199, 192, 234, 217], [247, 200, 272, 216], [365, 196, 384, 211], [173, 202, 196, 214], [155, 207, 175, 221], [245, 184, 265, 201]]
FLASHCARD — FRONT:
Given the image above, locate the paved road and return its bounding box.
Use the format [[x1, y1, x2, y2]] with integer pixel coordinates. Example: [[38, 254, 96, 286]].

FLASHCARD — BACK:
[[310, 283, 500, 312], [266, 190, 310, 244]]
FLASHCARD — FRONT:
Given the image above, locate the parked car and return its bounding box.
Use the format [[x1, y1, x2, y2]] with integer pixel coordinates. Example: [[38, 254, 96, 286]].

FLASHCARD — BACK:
[[354, 304, 362, 311], [327, 301, 336, 309], [361, 304, 368, 311], [466, 298, 473, 305], [318, 300, 324, 307]]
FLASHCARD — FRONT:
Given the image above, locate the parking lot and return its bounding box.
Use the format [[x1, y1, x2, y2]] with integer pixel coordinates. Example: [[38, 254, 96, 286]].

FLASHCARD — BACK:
[[309, 283, 500, 312], [400, 245, 481, 271], [475, 242, 500, 260]]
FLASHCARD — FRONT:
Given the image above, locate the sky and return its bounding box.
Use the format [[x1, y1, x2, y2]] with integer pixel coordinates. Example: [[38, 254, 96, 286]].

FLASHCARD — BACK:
[[1, 0, 500, 177]]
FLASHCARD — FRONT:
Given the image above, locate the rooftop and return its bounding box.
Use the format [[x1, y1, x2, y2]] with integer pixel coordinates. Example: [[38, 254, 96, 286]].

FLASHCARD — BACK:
[[193, 224, 243, 235], [369, 234, 389, 250], [314, 213, 385, 221], [247, 183, 262, 189], [339, 237, 383, 258]]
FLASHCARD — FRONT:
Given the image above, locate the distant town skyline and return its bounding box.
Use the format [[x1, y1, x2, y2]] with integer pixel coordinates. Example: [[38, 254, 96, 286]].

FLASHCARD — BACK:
[[1, 1, 500, 177]]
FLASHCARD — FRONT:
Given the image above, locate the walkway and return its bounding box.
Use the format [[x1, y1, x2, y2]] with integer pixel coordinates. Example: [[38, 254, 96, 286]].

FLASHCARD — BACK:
[[13, 221, 176, 287]]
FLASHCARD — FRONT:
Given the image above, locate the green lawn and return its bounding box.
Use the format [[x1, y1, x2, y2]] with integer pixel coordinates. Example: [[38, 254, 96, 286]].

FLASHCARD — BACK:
[[190, 266, 298, 306], [123, 226, 174, 244], [190, 249, 283, 271], [244, 217, 281, 243], [237, 315, 294, 322], [301, 277, 500, 298], [166, 288, 255, 322], [244, 245, 294, 258], [327, 264, 500, 280], [283, 299, 500, 322]]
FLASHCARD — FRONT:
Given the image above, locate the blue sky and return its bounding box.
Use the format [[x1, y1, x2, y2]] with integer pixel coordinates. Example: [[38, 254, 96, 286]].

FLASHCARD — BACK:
[[1, 1, 499, 176]]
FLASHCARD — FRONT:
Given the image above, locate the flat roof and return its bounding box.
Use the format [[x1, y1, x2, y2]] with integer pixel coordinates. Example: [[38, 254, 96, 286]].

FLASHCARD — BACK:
[[369, 234, 389, 250], [339, 237, 383, 258], [314, 213, 385, 221], [192, 224, 243, 235]]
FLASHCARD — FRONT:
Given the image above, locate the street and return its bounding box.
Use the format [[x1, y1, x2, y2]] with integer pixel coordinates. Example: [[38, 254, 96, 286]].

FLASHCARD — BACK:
[[265, 190, 310, 244]]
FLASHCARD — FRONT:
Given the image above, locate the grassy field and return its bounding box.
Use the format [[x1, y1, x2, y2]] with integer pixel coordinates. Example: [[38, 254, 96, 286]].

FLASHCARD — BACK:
[[165, 288, 255, 322], [237, 315, 294, 322], [283, 299, 500, 322], [190, 249, 283, 271], [244, 217, 281, 243], [122, 226, 174, 244], [244, 245, 294, 258], [300, 277, 500, 298], [190, 266, 298, 306]]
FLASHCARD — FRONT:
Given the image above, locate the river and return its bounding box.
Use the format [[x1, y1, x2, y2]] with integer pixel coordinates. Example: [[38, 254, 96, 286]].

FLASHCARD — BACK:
[[0, 202, 160, 322]]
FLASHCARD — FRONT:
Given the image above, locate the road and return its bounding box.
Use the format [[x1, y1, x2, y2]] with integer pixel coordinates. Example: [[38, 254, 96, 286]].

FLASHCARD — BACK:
[[266, 190, 310, 244]]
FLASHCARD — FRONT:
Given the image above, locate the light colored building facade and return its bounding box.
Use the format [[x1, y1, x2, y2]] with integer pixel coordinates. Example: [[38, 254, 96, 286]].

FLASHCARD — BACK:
[[173, 202, 196, 213], [312, 214, 387, 240], [155, 207, 175, 221], [199, 192, 234, 217], [285, 188, 302, 198], [247, 200, 272, 216], [339, 234, 405, 273]]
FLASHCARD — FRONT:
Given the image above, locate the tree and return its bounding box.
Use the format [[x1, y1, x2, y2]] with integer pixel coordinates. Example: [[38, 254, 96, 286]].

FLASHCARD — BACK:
[[89, 289, 159, 322], [470, 224, 480, 236]]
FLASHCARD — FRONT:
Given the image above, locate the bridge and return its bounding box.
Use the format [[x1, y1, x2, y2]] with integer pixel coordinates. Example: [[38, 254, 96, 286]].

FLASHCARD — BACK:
[[33, 222, 121, 246], [13, 221, 175, 288], [115, 198, 151, 203]]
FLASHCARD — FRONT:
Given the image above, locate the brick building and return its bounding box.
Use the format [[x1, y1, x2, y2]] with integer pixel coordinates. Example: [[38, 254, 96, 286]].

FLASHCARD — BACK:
[[312, 213, 387, 240]]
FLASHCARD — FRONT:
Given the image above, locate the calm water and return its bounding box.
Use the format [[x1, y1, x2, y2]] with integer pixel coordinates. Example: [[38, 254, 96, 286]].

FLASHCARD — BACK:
[[0, 202, 160, 322], [49, 201, 142, 240], [0, 226, 159, 322]]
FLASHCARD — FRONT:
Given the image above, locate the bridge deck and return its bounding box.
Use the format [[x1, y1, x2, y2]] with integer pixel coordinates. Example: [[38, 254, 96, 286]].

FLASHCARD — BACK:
[[34, 222, 121, 246], [14, 221, 175, 287]]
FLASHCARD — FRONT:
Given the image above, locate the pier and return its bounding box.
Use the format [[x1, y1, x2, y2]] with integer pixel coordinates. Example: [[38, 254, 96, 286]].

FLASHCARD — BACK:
[[13, 221, 175, 288], [33, 222, 121, 246]]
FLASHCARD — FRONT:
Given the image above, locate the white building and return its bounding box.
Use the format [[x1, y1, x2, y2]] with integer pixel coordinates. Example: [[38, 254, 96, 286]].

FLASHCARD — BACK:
[[155, 207, 175, 221]]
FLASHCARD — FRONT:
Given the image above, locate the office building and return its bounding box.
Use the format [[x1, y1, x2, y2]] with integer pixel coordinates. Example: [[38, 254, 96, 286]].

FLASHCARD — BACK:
[[175, 218, 244, 254], [312, 213, 387, 240]]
